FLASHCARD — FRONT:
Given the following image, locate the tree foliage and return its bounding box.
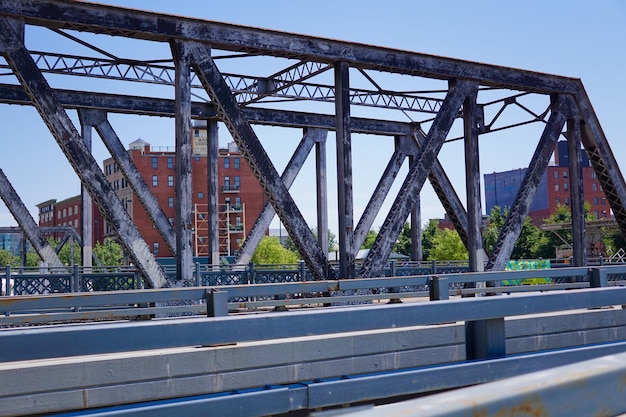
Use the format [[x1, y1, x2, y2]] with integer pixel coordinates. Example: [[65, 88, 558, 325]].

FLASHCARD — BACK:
[[0, 249, 19, 267], [362, 229, 378, 249], [252, 236, 299, 264], [420, 219, 439, 261], [483, 206, 541, 259], [428, 228, 468, 261], [393, 222, 413, 256], [94, 238, 124, 266]]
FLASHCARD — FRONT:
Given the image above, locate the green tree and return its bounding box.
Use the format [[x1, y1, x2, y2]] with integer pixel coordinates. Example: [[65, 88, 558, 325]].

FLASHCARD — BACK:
[[0, 249, 19, 267], [421, 219, 439, 261], [93, 238, 124, 266], [47, 238, 81, 266], [252, 236, 299, 264], [428, 228, 468, 261], [482, 206, 542, 259], [25, 249, 41, 267], [393, 222, 413, 256], [532, 203, 595, 259], [362, 229, 378, 249]]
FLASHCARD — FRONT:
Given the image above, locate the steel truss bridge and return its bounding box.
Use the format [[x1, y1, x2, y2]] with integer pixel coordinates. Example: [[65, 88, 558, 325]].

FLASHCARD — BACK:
[[0, 1, 625, 285]]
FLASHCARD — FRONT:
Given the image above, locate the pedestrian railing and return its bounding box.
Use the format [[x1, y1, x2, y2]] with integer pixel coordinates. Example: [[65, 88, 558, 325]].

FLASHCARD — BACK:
[[2, 265, 626, 326]]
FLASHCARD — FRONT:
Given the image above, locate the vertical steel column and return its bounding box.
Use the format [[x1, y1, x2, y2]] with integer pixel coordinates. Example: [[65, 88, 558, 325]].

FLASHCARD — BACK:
[[567, 117, 586, 266], [171, 40, 194, 281], [334, 62, 355, 278], [315, 131, 329, 257], [207, 119, 220, 266], [410, 159, 422, 261], [464, 90, 484, 273], [79, 115, 93, 268]]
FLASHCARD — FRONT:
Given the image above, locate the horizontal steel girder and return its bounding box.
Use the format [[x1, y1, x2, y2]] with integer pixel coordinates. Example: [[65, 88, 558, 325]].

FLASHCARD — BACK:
[[0, 0, 581, 92]]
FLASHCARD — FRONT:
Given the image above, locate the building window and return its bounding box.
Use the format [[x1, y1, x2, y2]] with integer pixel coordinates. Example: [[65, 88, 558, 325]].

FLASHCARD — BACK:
[[224, 176, 230, 189], [198, 192, 204, 199], [236, 238, 242, 246], [168, 175, 174, 187], [564, 182, 568, 191], [235, 196, 241, 208], [594, 210, 599, 219], [224, 157, 230, 169], [153, 242, 159, 254], [602, 197, 606, 205], [194, 129, 199, 138], [563, 170, 568, 178], [167, 157, 173, 169], [152, 175, 158, 186], [554, 184, 559, 192], [602, 210, 607, 218], [564, 197, 569, 205], [236, 216, 241, 226], [592, 171, 597, 179], [556, 197, 560, 205], [152, 157, 158, 169], [195, 155, 200, 161], [234, 157, 240, 169], [592, 183, 597, 191], [74, 219, 78, 228], [594, 197, 598, 205], [68, 206, 72, 216], [58, 211, 61, 219], [168, 197, 174, 208], [553, 171, 558, 179], [168, 218, 174, 225], [63, 208, 67, 217], [234, 176, 240, 187]]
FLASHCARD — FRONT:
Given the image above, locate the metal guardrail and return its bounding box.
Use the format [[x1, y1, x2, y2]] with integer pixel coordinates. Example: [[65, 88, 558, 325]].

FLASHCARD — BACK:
[[341, 349, 626, 417], [2, 265, 626, 326]]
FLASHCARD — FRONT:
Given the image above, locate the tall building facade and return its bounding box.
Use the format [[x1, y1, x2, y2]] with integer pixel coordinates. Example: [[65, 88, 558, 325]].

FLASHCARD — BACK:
[[102, 127, 266, 258], [36, 196, 106, 246], [484, 141, 611, 224]]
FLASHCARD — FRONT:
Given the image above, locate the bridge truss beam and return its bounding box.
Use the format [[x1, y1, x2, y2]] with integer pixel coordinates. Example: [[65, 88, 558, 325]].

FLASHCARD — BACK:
[[0, 0, 623, 278]]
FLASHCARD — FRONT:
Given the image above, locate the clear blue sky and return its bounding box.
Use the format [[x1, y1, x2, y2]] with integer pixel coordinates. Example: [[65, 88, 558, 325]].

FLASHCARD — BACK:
[[0, 0, 624, 237]]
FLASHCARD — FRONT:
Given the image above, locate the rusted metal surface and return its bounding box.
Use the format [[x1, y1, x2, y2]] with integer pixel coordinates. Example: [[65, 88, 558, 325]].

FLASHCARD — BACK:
[[567, 117, 587, 267], [171, 40, 194, 280], [335, 61, 355, 278]]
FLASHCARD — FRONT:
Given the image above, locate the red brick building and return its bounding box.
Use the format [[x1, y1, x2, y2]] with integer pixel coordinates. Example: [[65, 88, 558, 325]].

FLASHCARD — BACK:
[[102, 132, 266, 258], [484, 141, 611, 225], [38, 124, 267, 259], [36, 196, 106, 246]]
